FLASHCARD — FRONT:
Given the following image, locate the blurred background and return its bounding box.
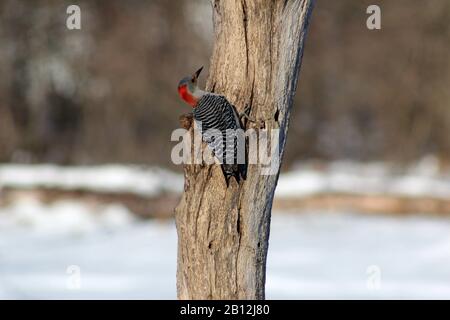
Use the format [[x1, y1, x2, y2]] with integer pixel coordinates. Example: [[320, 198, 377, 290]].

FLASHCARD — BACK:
[[1, 0, 450, 299]]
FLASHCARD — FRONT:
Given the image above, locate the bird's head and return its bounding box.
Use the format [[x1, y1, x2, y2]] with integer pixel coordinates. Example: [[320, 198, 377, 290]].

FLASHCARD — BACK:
[[178, 66, 204, 107]]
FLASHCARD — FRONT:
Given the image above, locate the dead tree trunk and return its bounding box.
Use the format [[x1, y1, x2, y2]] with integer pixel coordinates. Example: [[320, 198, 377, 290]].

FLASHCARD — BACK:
[[175, 0, 314, 299]]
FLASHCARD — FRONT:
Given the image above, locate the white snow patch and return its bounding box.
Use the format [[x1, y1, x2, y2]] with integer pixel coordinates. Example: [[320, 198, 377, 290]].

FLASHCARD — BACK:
[[1, 203, 450, 299], [0, 199, 135, 236], [2, 157, 449, 199], [266, 211, 450, 299], [0, 164, 183, 196], [276, 157, 450, 199]]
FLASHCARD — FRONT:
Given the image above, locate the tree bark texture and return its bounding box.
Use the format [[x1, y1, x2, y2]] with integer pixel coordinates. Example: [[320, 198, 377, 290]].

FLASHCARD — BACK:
[[175, 0, 314, 299]]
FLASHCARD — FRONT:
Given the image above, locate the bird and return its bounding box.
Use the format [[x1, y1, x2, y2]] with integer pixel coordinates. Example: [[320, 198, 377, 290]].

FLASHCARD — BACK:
[[177, 66, 247, 186]]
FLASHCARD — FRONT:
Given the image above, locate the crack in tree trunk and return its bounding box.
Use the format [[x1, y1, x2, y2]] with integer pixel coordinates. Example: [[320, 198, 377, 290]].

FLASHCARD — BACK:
[[175, 0, 314, 300]]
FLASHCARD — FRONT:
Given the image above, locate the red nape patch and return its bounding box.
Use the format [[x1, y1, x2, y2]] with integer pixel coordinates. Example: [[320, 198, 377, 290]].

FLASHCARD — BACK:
[[178, 85, 198, 107]]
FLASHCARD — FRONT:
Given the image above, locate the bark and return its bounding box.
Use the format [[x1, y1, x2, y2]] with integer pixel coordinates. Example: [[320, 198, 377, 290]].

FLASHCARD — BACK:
[[175, 0, 314, 299]]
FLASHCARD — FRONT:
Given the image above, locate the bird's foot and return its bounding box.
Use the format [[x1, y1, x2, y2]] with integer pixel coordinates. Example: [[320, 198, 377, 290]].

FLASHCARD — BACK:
[[239, 104, 256, 122], [240, 104, 272, 128]]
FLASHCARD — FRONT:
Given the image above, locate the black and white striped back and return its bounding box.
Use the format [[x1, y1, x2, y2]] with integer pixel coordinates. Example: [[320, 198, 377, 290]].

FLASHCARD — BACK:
[[193, 93, 245, 184]]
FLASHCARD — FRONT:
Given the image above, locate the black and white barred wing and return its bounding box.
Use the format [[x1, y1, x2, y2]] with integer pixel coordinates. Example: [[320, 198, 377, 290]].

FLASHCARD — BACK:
[[193, 94, 242, 165]]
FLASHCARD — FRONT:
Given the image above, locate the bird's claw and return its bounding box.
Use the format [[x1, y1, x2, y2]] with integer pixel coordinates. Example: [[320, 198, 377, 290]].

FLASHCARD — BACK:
[[240, 104, 256, 122]]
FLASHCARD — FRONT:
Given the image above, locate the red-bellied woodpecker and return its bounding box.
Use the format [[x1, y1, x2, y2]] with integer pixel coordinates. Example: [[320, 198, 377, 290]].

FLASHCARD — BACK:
[[177, 66, 247, 186]]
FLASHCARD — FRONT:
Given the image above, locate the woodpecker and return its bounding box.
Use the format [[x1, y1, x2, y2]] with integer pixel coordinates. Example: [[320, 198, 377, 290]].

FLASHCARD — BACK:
[[177, 66, 246, 186]]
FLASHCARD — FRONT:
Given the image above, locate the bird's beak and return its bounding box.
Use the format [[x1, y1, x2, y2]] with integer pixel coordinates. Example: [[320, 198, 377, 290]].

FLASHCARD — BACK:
[[193, 66, 203, 80]]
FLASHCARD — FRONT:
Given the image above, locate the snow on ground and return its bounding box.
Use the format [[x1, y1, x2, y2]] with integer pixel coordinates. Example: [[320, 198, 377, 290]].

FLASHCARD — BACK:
[[0, 198, 135, 236], [275, 156, 450, 199], [0, 164, 183, 196], [267, 212, 450, 299], [1, 159, 450, 299], [1, 156, 450, 199], [1, 200, 450, 299], [0, 200, 175, 299]]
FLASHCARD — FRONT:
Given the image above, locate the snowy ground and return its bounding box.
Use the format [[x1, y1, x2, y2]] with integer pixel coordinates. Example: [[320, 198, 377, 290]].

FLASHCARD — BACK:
[[1, 156, 450, 199], [1, 159, 450, 299], [1, 200, 450, 299], [275, 156, 450, 199], [0, 164, 183, 197]]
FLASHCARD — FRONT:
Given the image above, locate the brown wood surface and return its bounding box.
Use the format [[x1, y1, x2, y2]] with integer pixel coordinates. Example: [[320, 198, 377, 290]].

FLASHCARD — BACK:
[[175, 0, 314, 299]]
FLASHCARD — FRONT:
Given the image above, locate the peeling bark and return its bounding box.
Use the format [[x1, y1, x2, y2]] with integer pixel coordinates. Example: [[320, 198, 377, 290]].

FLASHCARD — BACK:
[[175, 0, 314, 300]]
